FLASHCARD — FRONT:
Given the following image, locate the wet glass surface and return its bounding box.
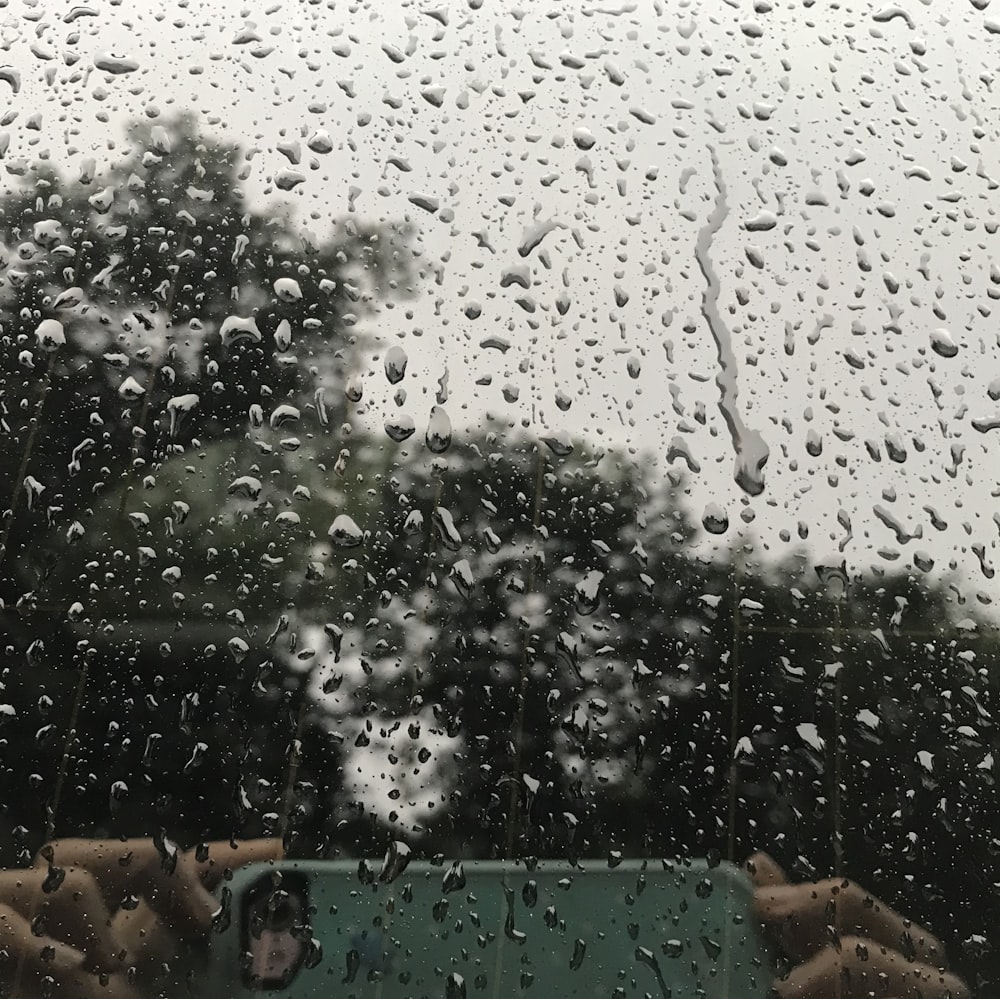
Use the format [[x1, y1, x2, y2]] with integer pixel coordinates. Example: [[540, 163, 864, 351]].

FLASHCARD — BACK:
[[0, 1, 996, 995]]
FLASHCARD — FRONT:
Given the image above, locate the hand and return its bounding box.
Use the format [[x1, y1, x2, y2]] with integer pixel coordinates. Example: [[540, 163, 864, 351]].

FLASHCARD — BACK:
[[748, 852, 970, 999], [0, 836, 283, 999]]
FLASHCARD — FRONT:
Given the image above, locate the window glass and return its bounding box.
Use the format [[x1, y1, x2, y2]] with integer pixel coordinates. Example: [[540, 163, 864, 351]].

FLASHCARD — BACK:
[[0, 1, 995, 996]]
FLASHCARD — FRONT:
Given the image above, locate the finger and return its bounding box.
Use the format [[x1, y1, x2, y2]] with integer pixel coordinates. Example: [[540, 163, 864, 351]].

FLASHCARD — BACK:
[[0, 868, 122, 970], [746, 852, 788, 888], [111, 899, 176, 970], [0, 904, 139, 999], [753, 877, 948, 967], [35, 837, 283, 894], [33, 839, 160, 906], [134, 859, 220, 939], [771, 936, 970, 999], [136, 839, 282, 936], [27, 839, 213, 944], [187, 838, 284, 890]]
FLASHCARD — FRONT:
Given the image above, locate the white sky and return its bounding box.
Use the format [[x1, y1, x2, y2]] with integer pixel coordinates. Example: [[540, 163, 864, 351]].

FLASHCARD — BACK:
[[9, 0, 1000, 612]]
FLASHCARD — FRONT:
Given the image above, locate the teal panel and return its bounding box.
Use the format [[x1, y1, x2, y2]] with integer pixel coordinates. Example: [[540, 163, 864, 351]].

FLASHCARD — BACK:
[[197, 860, 773, 999]]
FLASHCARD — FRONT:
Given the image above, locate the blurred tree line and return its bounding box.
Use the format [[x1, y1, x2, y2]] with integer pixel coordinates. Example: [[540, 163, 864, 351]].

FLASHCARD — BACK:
[[0, 116, 997, 993]]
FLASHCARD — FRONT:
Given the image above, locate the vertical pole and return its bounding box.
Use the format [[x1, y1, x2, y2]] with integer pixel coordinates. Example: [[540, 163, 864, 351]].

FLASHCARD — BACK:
[[726, 551, 742, 864], [832, 598, 844, 881], [503, 448, 545, 861]]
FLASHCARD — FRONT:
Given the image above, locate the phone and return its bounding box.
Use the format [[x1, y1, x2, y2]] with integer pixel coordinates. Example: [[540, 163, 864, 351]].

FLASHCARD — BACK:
[[196, 858, 773, 998]]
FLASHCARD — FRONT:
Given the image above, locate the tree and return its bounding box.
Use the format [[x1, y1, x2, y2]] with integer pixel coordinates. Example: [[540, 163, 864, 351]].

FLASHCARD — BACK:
[[8, 412, 999, 987], [0, 111, 413, 574], [0, 111, 414, 849]]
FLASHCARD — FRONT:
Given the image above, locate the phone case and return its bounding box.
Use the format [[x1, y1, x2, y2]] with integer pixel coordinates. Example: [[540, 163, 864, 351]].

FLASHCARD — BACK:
[[198, 858, 773, 998]]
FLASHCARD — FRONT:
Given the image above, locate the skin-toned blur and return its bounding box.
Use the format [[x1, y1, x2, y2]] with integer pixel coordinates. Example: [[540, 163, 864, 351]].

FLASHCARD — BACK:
[[0, 838, 284, 999], [748, 853, 969, 999]]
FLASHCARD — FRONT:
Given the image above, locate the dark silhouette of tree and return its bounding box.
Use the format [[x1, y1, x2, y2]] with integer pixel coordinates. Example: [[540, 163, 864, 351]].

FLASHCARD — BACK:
[[0, 111, 412, 567], [0, 112, 414, 855], [7, 415, 999, 988]]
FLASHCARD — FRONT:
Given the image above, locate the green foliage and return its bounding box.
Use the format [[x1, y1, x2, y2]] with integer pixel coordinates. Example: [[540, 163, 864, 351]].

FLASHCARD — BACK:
[[0, 112, 414, 539], [4, 417, 1000, 986]]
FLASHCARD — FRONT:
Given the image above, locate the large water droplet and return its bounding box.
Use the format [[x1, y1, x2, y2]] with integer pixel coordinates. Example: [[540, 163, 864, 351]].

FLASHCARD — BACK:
[[556, 631, 580, 676], [166, 394, 199, 437], [53, 287, 84, 310], [385, 345, 408, 384], [304, 937, 323, 969], [88, 186, 115, 214], [929, 327, 958, 358], [345, 376, 363, 403], [94, 52, 139, 74], [274, 319, 293, 351], [574, 570, 604, 615], [275, 170, 305, 191], [433, 508, 462, 551], [323, 623, 344, 661], [426, 406, 452, 453], [522, 880, 538, 908], [328, 514, 364, 548], [701, 504, 729, 535], [385, 413, 416, 442], [542, 432, 573, 457], [445, 973, 466, 999], [228, 476, 263, 500], [796, 722, 825, 752], [450, 559, 475, 599], [634, 947, 670, 997], [33, 220, 62, 247], [379, 841, 413, 883], [442, 860, 466, 894], [503, 886, 527, 943], [228, 637, 249, 663], [269, 404, 300, 429], [23, 476, 45, 510], [307, 129, 333, 154], [273, 277, 302, 302], [149, 125, 171, 154], [118, 376, 145, 401], [220, 316, 262, 347], [342, 948, 361, 984], [35, 318, 64, 351], [700, 936, 722, 961], [0, 67, 21, 93]]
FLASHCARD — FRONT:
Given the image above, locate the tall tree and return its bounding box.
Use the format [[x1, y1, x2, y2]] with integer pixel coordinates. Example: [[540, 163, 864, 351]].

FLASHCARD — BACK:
[[0, 111, 412, 582], [0, 112, 414, 848]]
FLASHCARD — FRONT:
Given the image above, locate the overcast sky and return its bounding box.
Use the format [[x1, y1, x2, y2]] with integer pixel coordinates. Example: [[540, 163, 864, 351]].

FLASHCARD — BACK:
[[8, 0, 1000, 612]]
